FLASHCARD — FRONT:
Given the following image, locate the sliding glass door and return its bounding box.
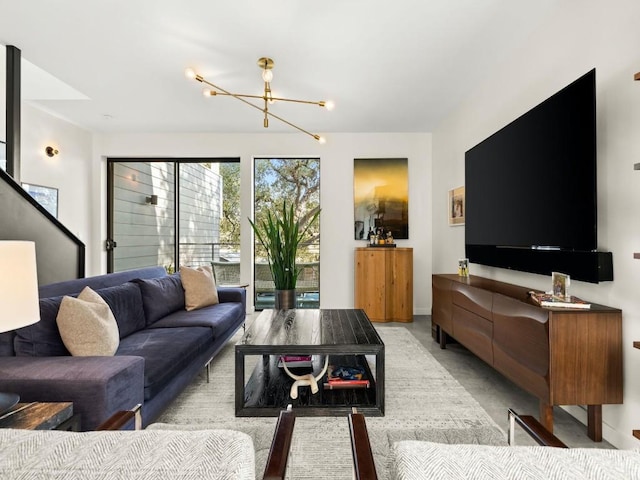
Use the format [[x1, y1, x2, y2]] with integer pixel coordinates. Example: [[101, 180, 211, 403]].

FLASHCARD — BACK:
[[107, 159, 240, 283]]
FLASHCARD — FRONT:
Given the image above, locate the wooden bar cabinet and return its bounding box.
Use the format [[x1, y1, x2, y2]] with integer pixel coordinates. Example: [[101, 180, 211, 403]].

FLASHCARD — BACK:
[[354, 247, 413, 322]]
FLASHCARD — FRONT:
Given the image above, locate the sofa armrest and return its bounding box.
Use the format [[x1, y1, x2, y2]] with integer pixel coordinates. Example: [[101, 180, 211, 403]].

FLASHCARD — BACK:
[[96, 404, 142, 431], [508, 409, 568, 448], [348, 409, 379, 480], [0, 355, 145, 431], [263, 406, 296, 480], [217, 286, 247, 306]]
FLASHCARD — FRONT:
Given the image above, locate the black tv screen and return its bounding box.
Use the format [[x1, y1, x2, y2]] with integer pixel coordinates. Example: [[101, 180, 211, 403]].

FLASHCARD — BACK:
[[465, 69, 611, 282]]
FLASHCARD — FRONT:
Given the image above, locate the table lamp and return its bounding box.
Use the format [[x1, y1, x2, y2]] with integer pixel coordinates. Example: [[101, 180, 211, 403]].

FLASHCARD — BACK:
[[0, 241, 40, 414]]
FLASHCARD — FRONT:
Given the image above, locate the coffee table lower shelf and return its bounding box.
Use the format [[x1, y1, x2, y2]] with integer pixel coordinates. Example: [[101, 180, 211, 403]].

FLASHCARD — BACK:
[[236, 354, 383, 417]]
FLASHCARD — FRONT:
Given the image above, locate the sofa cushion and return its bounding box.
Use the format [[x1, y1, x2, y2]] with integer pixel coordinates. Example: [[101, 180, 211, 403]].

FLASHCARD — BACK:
[[150, 302, 245, 340], [14, 296, 70, 357], [116, 327, 213, 400], [0, 332, 16, 357], [94, 283, 146, 339], [38, 266, 167, 298], [180, 265, 219, 311], [56, 287, 120, 356], [133, 274, 185, 325]]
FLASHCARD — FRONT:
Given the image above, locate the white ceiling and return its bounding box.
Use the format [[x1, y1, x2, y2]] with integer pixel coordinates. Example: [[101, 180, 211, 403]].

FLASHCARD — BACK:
[[0, 0, 561, 136]]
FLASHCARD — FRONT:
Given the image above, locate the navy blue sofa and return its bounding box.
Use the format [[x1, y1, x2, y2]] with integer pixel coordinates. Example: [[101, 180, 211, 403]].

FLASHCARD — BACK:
[[0, 266, 246, 430]]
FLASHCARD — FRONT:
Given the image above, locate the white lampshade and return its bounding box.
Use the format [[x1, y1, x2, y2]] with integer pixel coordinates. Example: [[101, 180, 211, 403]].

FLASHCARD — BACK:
[[0, 241, 40, 333]]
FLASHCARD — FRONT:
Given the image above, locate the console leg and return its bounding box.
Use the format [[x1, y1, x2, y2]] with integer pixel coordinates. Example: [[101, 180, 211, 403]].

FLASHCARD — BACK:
[[439, 329, 447, 349], [587, 405, 602, 442], [539, 401, 553, 434]]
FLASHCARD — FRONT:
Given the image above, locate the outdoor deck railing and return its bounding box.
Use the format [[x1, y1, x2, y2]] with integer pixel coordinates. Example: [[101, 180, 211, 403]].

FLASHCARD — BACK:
[[180, 242, 319, 292]]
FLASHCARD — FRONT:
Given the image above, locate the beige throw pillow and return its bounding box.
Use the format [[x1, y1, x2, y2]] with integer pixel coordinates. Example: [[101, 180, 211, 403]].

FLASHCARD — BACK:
[[56, 286, 120, 356], [180, 265, 219, 311]]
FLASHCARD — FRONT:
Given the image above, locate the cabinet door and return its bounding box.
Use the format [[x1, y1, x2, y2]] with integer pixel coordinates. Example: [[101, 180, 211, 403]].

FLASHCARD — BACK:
[[549, 311, 623, 405], [432, 275, 453, 333], [492, 294, 550, 401], [354, 249, 386, 321], [387, 249, 413, 322]]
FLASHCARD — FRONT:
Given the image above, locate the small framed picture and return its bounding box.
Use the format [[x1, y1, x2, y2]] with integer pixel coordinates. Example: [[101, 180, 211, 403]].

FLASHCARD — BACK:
[[551, 271, 570, 300], [448, 186, 465, 226], [22, 183, 59, 218]]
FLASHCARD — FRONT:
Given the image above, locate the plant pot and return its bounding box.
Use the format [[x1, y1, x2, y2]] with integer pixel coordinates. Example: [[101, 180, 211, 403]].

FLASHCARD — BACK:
[[275, 289, 297, 310]]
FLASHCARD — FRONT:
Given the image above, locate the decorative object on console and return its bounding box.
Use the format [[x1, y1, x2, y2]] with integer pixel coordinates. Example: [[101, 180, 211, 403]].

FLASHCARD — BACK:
[[0, 241, 40, 414], [354, 158, 409, 240], [448, 186, 465, 226], [185, 57, 333, 143], [458, 258, 469, 277], [529, 291, 591, 309], [551, 271, 570, 300]]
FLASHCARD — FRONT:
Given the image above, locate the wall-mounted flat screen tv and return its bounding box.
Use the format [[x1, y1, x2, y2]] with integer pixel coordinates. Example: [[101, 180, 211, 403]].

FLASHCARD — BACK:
[[465, 69, 612, 283]]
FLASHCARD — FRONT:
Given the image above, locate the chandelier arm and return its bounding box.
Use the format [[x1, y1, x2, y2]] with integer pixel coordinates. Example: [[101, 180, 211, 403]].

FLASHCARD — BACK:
[[197, 75, 322, 141], [268, 96, 326, 107], [210, 92, 266, 100], [199, 78, 269, 116], [265, 109, 322, 141]]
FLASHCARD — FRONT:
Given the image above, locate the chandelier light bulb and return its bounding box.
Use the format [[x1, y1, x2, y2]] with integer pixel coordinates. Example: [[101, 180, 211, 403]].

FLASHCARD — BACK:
[[262, 69, 273, 83], [324, 100, 335, 111], [202, 88, 216, 97], [184, 68, 197, 80], [317, 136, 327, 144]]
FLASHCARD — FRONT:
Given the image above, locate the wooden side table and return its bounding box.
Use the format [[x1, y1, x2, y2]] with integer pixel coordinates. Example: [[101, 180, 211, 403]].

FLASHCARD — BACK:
[[0, 402, 80, 431]]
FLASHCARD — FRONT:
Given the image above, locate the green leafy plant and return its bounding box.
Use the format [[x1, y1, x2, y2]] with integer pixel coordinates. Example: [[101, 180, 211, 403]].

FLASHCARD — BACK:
[[249, 203, 320, 290]]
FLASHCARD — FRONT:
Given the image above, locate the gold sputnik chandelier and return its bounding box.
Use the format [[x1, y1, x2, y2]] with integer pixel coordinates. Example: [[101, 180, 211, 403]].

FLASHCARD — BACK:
[[185, 57, 334, 143]]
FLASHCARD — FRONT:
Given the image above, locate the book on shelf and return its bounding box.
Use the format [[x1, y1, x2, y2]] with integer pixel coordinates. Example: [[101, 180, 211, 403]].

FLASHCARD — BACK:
[[323, 364, 370, 389], [277, 355, 313, 368], [324, 379, 370, 389], [529, 291, 591, 309]]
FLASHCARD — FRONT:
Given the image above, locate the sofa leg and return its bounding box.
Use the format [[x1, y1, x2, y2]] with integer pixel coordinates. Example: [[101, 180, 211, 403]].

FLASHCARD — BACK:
[[205, 359, 213, 383]]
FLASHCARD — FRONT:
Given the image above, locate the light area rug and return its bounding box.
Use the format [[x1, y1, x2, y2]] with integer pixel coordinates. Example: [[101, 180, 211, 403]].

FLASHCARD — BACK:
[[151, 327, 505, 479]]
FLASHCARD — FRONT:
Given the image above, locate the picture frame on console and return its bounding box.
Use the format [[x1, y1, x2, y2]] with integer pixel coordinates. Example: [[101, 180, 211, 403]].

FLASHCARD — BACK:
[[552, 271, 570, 300], [448, 186, 465, 226]]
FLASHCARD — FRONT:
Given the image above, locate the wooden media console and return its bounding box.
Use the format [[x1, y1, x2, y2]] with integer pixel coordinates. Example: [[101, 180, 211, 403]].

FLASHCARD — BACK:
[[432, 274, 623, 441]]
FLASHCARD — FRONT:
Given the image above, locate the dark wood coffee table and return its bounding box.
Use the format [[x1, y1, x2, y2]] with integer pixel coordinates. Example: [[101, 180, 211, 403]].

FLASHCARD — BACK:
[[235, 309, 385, 417]]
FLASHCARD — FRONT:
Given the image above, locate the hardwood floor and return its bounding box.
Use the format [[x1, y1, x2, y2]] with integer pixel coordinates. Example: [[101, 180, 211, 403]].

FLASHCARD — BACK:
[[376, 315, 614, 448]]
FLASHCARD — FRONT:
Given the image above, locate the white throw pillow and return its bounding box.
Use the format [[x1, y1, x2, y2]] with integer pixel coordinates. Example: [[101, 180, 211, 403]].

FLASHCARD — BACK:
[[56, 286, 120, 356], [180, 265, 219, 311]]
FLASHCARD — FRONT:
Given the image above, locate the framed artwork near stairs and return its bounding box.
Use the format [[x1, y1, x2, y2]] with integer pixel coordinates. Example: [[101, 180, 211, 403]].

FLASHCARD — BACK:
[[22, 182, 58, 218]]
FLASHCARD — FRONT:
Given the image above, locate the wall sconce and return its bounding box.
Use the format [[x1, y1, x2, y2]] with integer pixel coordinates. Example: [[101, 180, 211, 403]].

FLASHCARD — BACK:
[[145, 195, 158, 205], [45, 146, 59, 157]]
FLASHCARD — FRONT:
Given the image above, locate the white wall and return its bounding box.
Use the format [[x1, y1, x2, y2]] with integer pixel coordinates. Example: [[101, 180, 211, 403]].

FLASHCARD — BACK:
[[20, 102, 92, 246], [432, 0, 640, 449], [91, 132, 432, 314]]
